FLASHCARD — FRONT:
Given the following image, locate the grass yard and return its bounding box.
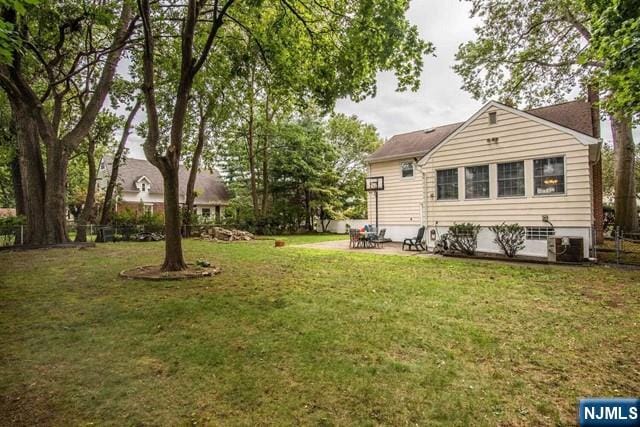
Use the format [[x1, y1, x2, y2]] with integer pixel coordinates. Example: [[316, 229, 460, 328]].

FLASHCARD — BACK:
[[1, 235, 639, 426]]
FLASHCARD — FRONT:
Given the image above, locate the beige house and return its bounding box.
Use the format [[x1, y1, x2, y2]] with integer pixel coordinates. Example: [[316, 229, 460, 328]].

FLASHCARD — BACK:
[[366, 100, 602, 258], [97, 157, 230, 221]]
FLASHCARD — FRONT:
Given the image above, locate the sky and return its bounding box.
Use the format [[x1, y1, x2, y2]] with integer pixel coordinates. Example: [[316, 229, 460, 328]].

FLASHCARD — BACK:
[[126, 0, 634, 158], [334, 0, 481, 141]]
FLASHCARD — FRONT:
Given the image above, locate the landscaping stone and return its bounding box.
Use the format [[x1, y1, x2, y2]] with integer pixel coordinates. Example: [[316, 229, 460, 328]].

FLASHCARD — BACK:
[[198, 227, 255, 242]]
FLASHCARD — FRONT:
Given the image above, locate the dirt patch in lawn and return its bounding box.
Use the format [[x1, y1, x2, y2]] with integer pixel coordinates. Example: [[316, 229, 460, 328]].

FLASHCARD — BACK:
[[0, 385, 59, 427], [120, 264, 221, 281]]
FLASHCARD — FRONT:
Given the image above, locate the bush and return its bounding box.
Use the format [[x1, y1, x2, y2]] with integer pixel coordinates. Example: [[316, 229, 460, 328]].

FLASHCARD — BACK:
[[0, 215, 26, 227], [489, 223, 525, 258], [448, 223, 480, 255]]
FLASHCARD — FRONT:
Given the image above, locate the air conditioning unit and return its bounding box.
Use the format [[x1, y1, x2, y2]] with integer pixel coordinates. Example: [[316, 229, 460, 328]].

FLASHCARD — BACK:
[[547, 236, 584, 263]]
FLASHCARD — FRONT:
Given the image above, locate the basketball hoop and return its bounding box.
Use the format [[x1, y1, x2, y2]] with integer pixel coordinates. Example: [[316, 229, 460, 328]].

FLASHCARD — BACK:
[[365, 176, 384, 231], [365, 176, 384, 192]]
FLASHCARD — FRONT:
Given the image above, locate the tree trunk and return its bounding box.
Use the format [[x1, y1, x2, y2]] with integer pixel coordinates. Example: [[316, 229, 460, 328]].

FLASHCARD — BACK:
[[304, 189, 312, 231], [587, 84, 604, 243], [161, 166, 187, 271], [183, 105, 208, 238], [13, 103, 47, 245], [1, 1, 132, 245], [261, 92, 270, 217], [44, 144, 70, 243], [247, 67, 259, 220], [10, 155, 25, 216], [100, 99, 141, 226], [75, 139, 97, 242], [610, 115, 638, 232]]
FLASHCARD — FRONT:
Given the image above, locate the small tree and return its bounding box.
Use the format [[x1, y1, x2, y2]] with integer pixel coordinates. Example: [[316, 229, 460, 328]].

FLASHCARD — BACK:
[[448, 223, 481, 255], [489, 223, 525, 258]]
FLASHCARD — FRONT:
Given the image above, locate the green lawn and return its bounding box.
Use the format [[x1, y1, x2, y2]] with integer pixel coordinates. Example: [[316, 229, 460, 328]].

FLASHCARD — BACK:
[[1, 235, 638, 426]]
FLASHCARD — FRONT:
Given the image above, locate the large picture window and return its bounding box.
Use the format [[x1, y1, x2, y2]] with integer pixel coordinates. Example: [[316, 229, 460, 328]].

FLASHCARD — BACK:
[[437, 168, 458, 200], [534, 157, 565, 195], [497, 161, 525, 197], [465, 165, 490, 199]]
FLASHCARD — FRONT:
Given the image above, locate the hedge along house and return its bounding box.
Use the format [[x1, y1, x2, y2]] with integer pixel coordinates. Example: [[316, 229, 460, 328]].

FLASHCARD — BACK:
[[366, 100, 603, 258], [97, 157, 230, 221]]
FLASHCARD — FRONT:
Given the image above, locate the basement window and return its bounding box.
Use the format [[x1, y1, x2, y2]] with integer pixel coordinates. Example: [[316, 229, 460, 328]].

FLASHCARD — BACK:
[[526, 227, 555, 240]]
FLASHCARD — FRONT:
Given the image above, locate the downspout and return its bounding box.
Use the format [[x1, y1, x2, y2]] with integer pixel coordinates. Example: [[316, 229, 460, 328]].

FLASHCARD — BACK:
[[419, 163, 428, 251]]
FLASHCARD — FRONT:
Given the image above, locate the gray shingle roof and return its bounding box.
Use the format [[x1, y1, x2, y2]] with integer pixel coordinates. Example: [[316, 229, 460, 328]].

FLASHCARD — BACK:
[[103, 157, 230, 204], [367, 100, 595, 163]]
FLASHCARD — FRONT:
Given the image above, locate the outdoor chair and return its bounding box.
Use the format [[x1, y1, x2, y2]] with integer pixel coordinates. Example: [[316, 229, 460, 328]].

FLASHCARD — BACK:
[[349, 228, 362, 249], [371, 228, 391, 248], [402, 226, 426, 251]]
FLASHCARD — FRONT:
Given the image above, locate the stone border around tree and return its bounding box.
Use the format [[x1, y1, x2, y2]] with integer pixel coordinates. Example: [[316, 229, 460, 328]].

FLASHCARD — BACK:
[[119, 264, 221, 281]]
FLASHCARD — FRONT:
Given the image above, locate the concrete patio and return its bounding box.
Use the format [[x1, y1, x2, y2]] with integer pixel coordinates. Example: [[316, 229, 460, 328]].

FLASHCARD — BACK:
[[295, 239, 433, 256]]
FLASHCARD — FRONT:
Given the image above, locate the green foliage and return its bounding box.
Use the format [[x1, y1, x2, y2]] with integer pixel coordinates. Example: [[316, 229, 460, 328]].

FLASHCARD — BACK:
[[448, 223, 481, 255], [0, 214, 24, 227], [489, 223, 526, 257], [67, 112, 121, 207], [582, 0, 640, 118], [454, 0, 589, 106], [0, 0, 39, 63], [219, 108, 381, 232], [0, 93, 15, 208], [601, 141, 640, 202]]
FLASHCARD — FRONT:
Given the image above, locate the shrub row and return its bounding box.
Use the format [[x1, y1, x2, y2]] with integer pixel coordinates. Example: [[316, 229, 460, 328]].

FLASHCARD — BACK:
[[443, 222, 525, 258]]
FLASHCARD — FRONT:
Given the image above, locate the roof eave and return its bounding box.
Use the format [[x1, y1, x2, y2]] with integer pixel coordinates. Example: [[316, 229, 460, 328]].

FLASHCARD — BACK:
[[366, 151, 429, 164]]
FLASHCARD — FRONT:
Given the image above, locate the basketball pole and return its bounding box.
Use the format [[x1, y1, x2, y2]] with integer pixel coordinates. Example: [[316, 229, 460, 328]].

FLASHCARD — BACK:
[[375, 190, 378, 231]]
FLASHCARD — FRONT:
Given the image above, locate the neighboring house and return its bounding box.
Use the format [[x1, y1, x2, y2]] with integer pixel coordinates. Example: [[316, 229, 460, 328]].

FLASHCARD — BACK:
[[366, 100, 602, 258], [97, 157, 230, 221]]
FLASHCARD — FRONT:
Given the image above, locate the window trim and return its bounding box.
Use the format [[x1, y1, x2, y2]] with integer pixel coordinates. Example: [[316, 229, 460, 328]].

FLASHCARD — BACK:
[[532, 155, 567, 197], [436, 167, 459, 201], [496, 160, 526, 199], [400, 161, 415, 179], [464, 164, 490, 200]]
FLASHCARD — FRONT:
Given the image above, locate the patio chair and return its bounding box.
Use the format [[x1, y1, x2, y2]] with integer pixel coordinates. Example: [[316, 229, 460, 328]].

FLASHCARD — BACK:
[[402, 226, 426, 251], [371, 228, 391, 248], [349, 228, 361, 248]]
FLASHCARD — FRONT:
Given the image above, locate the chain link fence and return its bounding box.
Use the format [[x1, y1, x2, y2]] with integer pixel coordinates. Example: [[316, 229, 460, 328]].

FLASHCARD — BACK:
[[597, 227, 640, 266], [0, 223, 254, 247]]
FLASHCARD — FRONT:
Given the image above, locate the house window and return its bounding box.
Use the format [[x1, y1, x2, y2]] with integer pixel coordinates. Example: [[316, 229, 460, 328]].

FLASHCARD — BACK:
[[201, 208, 211, 217], [401, 162, 414, 178], [526, 227, 555, 240], [534, 156, 565, 195], [437, 168, 458, 200], [465, 165, 490, 199], [141, 183, 146, 191], [497, 161, 525, 197], [215, 206, 221, 222], [143, 204, 153, 214], [488, 111, 497, 125]]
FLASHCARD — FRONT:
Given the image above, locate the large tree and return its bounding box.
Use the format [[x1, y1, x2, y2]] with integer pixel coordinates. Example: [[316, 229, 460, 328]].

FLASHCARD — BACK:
[[137, 0, 432, 271], [454, 0, 638, 232], [0, 0, 135, 244]]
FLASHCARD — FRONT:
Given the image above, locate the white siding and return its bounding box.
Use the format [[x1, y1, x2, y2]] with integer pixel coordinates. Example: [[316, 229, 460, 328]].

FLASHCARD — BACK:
[[367, 159, 424, 227], [423, 106, 593, 229]]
